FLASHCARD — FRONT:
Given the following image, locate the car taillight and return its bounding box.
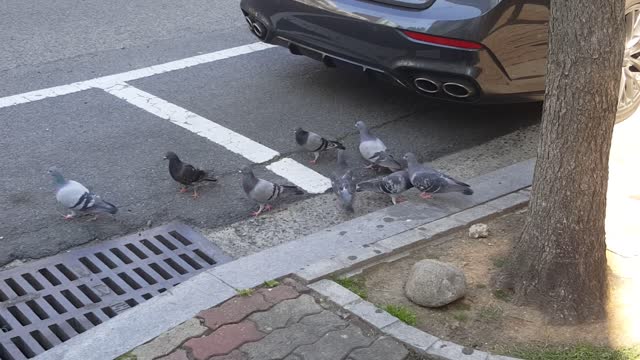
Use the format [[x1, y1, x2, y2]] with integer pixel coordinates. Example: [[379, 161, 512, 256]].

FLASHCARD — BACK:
[[402, 30, 483, 50]]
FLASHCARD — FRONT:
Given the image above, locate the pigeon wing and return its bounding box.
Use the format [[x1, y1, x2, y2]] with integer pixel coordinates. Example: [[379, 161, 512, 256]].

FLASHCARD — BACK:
[[56, 180, 93, 209]]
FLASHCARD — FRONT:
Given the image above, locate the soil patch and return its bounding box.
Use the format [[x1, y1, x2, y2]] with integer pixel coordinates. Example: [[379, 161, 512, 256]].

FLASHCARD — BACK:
[[356, 208, 639, 355]]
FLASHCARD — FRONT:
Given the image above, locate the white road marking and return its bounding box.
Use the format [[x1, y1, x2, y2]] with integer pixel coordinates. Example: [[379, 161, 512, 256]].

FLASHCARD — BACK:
[[102, 83, 279, 163], [0, 42, 276, 110], [2, 40, 331, 193], [266, 158, 332, 194], [102, 83, 332, 193]]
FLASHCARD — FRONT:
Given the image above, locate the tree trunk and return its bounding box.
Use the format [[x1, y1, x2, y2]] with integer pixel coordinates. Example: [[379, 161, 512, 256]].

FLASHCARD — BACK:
[[507, 0, 625, 324]]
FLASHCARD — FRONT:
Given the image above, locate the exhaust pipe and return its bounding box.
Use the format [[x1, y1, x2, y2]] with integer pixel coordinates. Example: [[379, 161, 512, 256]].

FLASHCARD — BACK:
[[442, 82, 474, 98], [245, 15, 268, 40], [414, 78, 441, 94]]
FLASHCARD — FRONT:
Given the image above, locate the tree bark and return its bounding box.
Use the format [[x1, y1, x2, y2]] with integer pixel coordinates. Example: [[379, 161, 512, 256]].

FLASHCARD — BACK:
[[507, 0, 625, 324]]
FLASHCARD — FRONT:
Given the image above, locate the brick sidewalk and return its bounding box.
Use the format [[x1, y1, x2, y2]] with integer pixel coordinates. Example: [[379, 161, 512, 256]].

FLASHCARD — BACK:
[[127, 278, 411, 360]]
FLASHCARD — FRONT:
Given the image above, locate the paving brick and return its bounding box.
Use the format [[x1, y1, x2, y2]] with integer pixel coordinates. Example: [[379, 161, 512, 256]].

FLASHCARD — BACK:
[[208, 350, 247, 360], [198, 294, 272, 330], [347, 336, 409, 360], [184, 321, 264, 360], [382, 321, 438, 351], [132, 318, 207, 360], [249, 294, 323, 332], [345, 300, 399, 329], [426, 340, 489, 360], [281, 277, 310, 293], [293, 325, 374, 360], [309, 280, 361, 306], [258, 284, 299, 304], [157, 349, 189, 360], [240, 311, 347, 360]]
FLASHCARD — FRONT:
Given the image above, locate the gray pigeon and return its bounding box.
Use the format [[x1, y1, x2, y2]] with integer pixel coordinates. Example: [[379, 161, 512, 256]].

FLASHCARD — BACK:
[[356, 170, 413, 205], [355, 121, 403, 171], [48, 167, 118, 220], [403, 153, 473, 199], [295, 128, 345, 164], [331, 150, 356, 213], [241, 166, 304, 216]]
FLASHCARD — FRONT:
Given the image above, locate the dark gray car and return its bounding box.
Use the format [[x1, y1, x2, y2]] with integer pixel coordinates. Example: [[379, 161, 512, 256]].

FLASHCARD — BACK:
[[240, 0, 640, 121]]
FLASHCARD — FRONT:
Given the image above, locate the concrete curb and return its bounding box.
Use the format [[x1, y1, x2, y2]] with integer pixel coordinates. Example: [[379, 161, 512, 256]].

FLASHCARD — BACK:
[[35, 159, 534, 360], [309, 280, 521, 360]]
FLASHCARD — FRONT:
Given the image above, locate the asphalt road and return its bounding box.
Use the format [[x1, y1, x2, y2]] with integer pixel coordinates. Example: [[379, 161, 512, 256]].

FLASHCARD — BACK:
[[0, 0, 541, 266]]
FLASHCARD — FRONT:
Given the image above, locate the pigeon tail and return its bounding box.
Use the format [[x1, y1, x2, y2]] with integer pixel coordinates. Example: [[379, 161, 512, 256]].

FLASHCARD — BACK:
[[329, 140, 346, 150], [355, 179, 380, 193], [94, 199, 118, 214], [463, 188, 474, 195], [201, 177, 218, 182], [281, 185, 304, 195]]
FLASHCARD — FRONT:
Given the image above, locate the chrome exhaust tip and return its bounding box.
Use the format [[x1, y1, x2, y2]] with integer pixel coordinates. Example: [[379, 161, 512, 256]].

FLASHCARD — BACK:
[[245, 15, 268, 40], [414, 78, 441, 94], [443, 82, 474, 98]]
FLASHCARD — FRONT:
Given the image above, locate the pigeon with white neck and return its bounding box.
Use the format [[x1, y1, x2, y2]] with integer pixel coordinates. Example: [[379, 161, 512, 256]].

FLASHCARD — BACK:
[[48, 167, 118, 220]]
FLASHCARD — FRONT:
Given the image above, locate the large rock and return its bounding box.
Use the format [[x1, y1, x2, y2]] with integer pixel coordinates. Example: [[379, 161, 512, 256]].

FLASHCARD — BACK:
[[468, 223, 489, 239], [404, 259, 467, 307]]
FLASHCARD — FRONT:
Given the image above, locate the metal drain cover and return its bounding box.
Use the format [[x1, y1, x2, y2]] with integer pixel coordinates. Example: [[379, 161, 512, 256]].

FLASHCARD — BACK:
[[0, 222, 231, 360]]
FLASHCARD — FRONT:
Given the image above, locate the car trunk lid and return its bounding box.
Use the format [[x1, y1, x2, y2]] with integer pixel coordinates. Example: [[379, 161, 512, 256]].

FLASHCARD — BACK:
[[366, 0, 436, 10]]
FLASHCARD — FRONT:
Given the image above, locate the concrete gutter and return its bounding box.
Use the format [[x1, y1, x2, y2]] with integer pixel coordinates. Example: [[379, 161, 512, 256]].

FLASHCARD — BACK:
[[35, 159, 534, 360]]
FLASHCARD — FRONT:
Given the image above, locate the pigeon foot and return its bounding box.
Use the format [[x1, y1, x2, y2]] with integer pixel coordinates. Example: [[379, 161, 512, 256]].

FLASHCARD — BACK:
[[420, 192, 433, 200], [179, 187, 188, 193]]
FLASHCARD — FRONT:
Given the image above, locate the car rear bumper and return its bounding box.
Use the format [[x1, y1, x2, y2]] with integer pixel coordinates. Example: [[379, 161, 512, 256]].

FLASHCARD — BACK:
[[240, 0, 548, 103]]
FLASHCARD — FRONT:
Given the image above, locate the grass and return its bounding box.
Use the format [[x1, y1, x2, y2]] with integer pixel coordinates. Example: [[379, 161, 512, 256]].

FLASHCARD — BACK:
[[492, 289, 512, 302], [478, 305, 504, 321], [384, 304, 417, 326], [263, 280, 280, 288], [452, 311, 469, 322], [237, 288, 253, 297], [333, 277, 368, 299], [505, 344, 640, 360]]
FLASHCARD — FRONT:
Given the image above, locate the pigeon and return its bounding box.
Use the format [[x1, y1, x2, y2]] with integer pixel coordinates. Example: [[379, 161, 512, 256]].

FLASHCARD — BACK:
[[164, 152, 217, 199], [295, 127, 345, 164], [241, 166, 304, 216], [48, 167, 118, 220], [331, 150, 356, 213], [355, 121, 403, 171], [356, 170, 414, 205], [403, 153, 473, 199]]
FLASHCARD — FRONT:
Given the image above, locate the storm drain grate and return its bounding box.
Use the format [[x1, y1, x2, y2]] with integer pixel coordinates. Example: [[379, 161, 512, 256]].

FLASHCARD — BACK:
[[0, 222, 231, 360]]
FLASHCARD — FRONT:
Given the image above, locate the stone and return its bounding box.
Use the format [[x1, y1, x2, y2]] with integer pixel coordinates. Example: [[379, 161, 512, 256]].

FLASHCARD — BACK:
[[241, 311, 346, 360], [381, 321, 438, 351], [131, 318, 207, 360], [426, 340, 489, 360], [258, 284, 299, 304], [248, 294, 323, 332], [309, 280, 361, 306], [183, 321, 264, 360], [157, 349, 190, 360], [198, 293, 272, 330], [405, 259, 467, 307], [345, 300, 399, 329], [292, 325, 374, 360], [347, 336, 409, 360], [468, 223, 489, 239], [209, 350, 247, 360]]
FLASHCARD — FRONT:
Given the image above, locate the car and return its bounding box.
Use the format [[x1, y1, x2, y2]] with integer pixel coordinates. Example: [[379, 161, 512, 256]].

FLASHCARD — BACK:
[[240, 0, 640, 121]]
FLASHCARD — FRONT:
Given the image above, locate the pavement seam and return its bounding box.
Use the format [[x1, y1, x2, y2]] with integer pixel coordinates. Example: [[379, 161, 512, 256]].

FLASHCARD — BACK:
[[278, 322, 352, 360]]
